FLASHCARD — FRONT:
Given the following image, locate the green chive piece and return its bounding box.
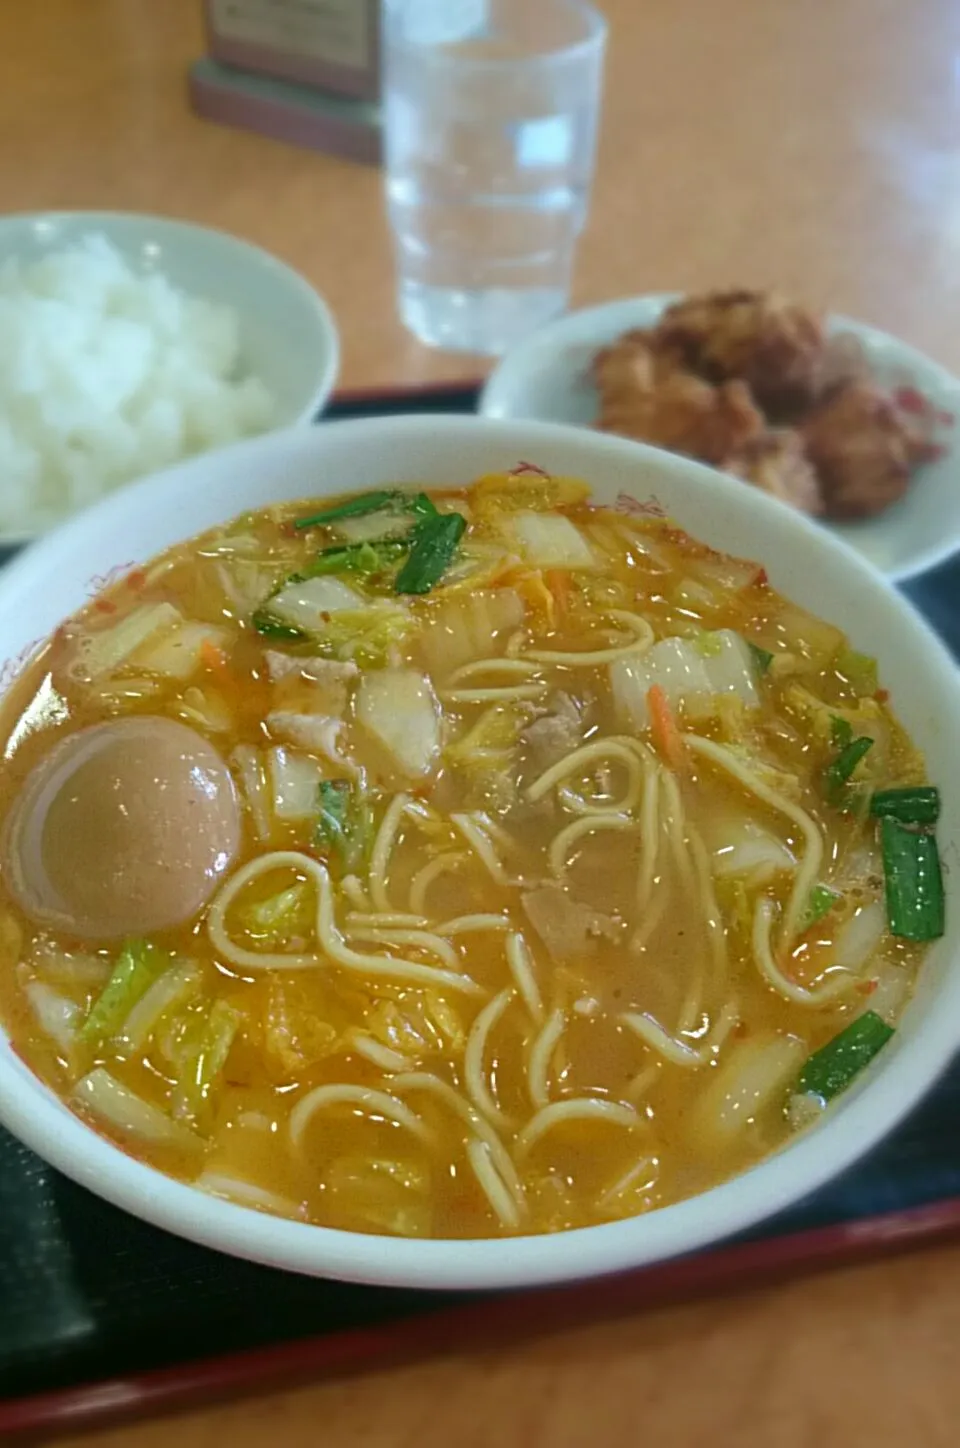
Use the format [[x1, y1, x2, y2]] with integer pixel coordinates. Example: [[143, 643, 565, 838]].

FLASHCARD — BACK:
[[395, 512, 467, 595], [748, 642, 773, 675], [830, 715, 853, 749], [825, 735, 873, 798], [293, 490, 403, 530], [801, 884, 842, 932], [798, 1011, 895, 1102], [870, 787, 940, 826], [881, 815, 945, 941], [409, 492, 440, 520], [251, 608, 307, 641]]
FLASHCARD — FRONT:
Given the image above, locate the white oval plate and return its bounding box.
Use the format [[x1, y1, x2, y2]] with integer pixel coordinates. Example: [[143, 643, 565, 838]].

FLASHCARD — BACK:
[[480, 294, 960, 581]]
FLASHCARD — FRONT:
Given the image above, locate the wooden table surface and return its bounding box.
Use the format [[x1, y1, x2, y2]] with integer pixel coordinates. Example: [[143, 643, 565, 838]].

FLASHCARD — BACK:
[[3, 0, 960, 1443]]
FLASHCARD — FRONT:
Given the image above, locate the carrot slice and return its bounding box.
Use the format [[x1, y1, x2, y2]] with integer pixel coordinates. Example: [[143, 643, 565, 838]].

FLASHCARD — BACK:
[[647, 684, 685, 770], [200, 639, 230, 675]]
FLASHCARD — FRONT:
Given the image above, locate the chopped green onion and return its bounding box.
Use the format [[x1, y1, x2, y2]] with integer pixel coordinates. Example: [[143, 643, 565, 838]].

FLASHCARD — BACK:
[[825, 735, 873, 798], [395, 512, 467, 595], [801, 884, 841, 931], [81, 940, 165, 1045], [294, 490, 440, 533], [294, 491, 404, 530], [798, 1011, 895, 1102], [409, 492, 440, 520], [748, 642, 773, 675], [830, 715, 853, 749], [251, 608, 308, 641], [880, 815, 944, 941], [870, 786, 940, 825]]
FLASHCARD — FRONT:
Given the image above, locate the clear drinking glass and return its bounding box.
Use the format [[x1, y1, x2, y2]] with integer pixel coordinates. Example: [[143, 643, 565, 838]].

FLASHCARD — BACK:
[[382, 0, 607, 355]]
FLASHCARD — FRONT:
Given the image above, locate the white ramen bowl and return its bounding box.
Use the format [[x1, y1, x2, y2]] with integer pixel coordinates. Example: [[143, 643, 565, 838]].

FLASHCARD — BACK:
[[480, 293, 960, 581], [0, 415, 957, 1292]]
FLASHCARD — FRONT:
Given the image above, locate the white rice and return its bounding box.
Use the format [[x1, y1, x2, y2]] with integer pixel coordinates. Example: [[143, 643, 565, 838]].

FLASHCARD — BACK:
[[0, 234, 278, 535]]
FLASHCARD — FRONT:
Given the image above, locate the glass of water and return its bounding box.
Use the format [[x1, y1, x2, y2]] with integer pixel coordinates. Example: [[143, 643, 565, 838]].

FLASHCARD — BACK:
[[383, 0, 607, 355]]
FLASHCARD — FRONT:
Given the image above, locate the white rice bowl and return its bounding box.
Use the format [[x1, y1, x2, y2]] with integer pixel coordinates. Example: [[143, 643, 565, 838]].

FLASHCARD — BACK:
[[0, 235, 279, 535]]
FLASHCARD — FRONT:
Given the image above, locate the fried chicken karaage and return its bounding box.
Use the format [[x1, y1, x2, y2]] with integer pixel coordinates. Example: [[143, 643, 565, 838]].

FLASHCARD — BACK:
[[594, 333, 764, 464], [802, 381, 938, 519], [591, 289, 944, 520], [654, 289, 825, 418]]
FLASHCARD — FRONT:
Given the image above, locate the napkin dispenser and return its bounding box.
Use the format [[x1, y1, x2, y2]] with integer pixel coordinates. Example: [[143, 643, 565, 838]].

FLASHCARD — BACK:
[[192, 0, 381, 163]]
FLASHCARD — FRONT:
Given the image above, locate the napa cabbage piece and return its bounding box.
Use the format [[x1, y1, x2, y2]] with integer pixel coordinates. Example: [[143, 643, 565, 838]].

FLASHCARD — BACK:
[[130, 621, 234, 681], [315, 778, 376, 873], [611, 630, 758, 729], [323, 1155, 432, 1237], [469, 470, 591, 522], [24, 979, 82, 1054], [238, 882, 311, 942], [81, 939, 169, 1046], [116, 961, 202, 1052], [833, 898, 886, 969], [420, 588, 525, 676], [863, 958, 912, 1025], [570, 571, 633, 617], [332, 510, 417, 544], [430, 538, 517, 593], [686, 551, 766, 594], [174, 685, 234, 734], [230, 745, 272, 840], [216, 558, 289, 614], [267, 746, 324, 821], [74, 1069, 202, 1152], [708, 818, 796, 882], [501, 511, 598, 570], [264, 977, 338, 1078], [445, 702, 536, 810], [775, 603, 845, 666], [785, 686, 890, 770], [824, 696, 926, 800], [365, 994, 465, 1060], [690, 1034, 807, 1144], [356, 668, 440, 778], [66, 602, 182, 681], [171, 998, 243, 1122], [27, 938, 110, 989], [264, 602, 414, 667], [833, 648, 879, 698], [262, 575, 365, 635]]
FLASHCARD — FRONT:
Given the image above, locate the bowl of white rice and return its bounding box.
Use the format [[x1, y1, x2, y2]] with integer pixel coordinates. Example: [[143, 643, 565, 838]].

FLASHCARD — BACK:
[[0, 212, 340, 546]]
